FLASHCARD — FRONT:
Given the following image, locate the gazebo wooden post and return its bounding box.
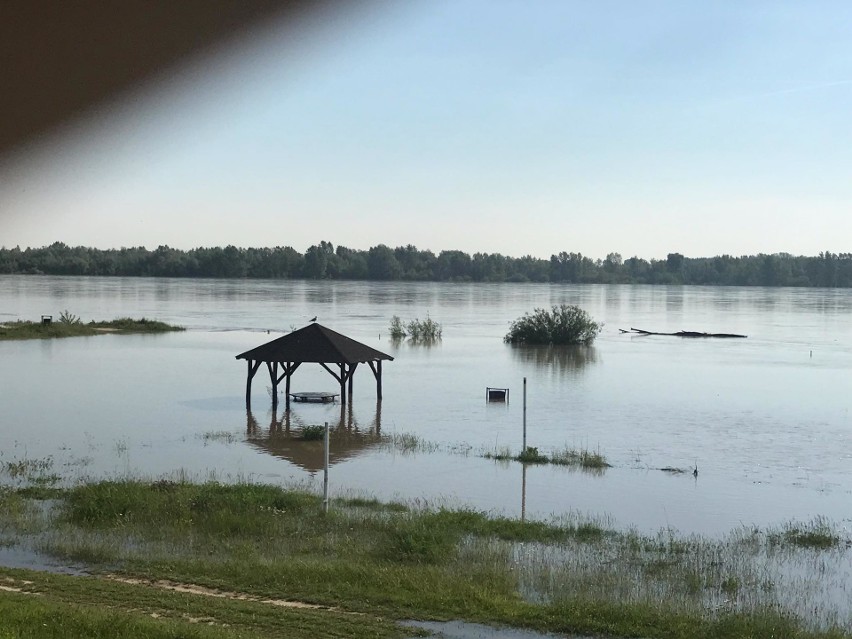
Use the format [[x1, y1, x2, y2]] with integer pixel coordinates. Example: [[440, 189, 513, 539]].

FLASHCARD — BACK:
[[339, 363, 346, 403], [268, 361, 279, 409], [368, 360, 383, 400], [285, 362, 292, 409], [348, 362, 358, 398], [245, 359, 261, 409]]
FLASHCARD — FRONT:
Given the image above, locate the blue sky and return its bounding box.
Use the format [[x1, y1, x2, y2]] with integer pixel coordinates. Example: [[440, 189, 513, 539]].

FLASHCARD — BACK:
[[2, 1, 851, 260]]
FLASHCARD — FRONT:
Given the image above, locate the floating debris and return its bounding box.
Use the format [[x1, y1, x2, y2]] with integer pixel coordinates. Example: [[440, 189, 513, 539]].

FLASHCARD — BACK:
[[621, 328, 747, 338]]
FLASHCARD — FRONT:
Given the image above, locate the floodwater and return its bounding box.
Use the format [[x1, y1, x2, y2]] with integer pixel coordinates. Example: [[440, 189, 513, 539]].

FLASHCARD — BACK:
[[1, 275, 851, 535], [403, 620, 590, 639]]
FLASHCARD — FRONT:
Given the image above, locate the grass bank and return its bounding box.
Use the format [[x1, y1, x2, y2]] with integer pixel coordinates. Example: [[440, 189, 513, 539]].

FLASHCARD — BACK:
[[0, 316, 184, 341], [1, 479, 850, 638]]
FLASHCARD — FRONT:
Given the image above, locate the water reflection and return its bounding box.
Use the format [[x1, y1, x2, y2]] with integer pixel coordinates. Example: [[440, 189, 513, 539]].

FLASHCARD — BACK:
[[664, 286, 684, 312], [304, 281, 335, 305], [245, 402, 383, 474], [509, 344, 598, 374], [389, 336, 442, 350]]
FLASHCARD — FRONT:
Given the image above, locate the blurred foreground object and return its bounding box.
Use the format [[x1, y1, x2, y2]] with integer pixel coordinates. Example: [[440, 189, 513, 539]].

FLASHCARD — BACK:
[[0, 1, 331, 155]]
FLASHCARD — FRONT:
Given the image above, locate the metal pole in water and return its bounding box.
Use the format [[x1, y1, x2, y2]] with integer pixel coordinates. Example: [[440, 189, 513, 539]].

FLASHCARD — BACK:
[[522, 377, 527, 453], [323, 421, 330, 513]]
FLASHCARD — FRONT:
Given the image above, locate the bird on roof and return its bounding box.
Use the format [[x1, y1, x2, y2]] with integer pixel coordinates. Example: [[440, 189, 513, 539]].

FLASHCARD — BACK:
[[310, 316, 317, 322]]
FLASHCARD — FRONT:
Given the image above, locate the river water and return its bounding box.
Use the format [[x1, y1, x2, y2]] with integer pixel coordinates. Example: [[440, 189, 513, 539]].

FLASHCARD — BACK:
[[1, 275, 850, 535]]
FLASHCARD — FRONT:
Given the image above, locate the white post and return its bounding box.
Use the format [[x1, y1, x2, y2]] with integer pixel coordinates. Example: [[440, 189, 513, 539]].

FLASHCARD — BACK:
[[323, 421, 330, 513], [522, 377, 527, 453]]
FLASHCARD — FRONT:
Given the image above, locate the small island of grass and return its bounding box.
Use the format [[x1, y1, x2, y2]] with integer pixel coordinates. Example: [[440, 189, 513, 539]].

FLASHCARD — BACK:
[[0, 312, 184, 341]]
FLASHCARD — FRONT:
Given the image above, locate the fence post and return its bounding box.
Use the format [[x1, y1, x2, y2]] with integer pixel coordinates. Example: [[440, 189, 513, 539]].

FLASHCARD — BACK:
[[522, 377, 527, 453], [323, 422, 330, 513]]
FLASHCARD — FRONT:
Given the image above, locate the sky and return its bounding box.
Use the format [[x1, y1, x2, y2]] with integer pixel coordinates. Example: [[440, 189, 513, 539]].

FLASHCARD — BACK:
[[2, 1, 851, 261]]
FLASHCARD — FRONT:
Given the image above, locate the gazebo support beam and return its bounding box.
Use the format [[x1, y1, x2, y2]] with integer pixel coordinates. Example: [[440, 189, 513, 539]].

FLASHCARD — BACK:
[[320, 362, 356, 403], [320, 361, 344, 403]]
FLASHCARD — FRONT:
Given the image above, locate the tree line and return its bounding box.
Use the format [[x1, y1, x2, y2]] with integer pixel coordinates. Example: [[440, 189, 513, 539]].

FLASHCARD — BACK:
[[1, 242, 851, 287]]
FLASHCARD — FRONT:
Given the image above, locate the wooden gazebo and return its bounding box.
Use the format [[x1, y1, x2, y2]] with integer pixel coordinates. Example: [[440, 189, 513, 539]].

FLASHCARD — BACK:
[[236, 323, 393, 409]]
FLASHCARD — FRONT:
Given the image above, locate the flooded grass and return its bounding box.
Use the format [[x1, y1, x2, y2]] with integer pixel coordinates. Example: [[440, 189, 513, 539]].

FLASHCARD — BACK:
[[773, 519, 841, 550], [0, 317, 184, 341], [484, 446, 611, 470], [379, 432, 442, 454], [198, 431, 239, 444], [1, 478, 850, 637], [549, 446, 610, 469], [0, 456, 61, 492]]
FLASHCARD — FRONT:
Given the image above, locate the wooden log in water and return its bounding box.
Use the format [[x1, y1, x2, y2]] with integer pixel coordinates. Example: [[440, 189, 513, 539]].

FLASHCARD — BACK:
[[627, 328, 747, 338]]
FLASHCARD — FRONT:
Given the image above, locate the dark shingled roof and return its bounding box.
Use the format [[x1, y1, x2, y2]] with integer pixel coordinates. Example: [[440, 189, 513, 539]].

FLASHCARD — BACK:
[[235, 323, 393, 364]]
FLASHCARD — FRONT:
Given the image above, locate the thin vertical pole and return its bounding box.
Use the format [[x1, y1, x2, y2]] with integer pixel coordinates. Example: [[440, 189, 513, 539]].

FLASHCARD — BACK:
[[377, 360, 383, 400], [522, 377, 527, 453], [323, 421, 330, 513], [521, 464, 527, 522]]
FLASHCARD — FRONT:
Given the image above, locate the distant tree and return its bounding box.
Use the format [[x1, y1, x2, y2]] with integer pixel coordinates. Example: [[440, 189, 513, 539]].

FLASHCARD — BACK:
[[303, 244, 329, 279], [2, 242, 851, 287], [335, 245, 368, 279], [367, 244, 402, 280], [435, 250, 472, 281]]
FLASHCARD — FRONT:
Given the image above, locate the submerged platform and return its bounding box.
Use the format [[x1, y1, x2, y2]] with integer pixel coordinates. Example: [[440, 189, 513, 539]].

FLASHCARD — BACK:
[[289, 391, 339, 403]]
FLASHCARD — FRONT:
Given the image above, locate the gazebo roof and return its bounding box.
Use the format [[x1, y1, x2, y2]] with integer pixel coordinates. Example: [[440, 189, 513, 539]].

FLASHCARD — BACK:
[[235, 323, 394, 364]]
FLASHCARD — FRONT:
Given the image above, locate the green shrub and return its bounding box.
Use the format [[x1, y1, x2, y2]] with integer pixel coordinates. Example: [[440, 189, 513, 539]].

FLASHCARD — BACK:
[[388, 315, 406, 339], [504, 304, 602, 345], [58, 310, 82, 325], [388, 315, 442, 342]]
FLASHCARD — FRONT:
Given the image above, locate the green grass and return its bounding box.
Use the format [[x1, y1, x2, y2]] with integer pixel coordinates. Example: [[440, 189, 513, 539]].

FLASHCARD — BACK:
[[0, 567, 410, 639], [0, 317, 184, 341], [1, 480, 851, 638]]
